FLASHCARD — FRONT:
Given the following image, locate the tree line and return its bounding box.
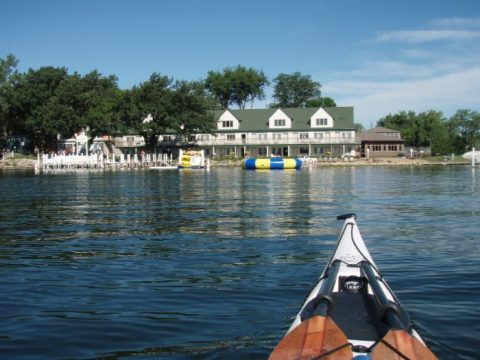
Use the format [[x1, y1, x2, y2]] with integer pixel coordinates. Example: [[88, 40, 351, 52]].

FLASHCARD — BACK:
[[377, 109, 480, 155], [0, 55, 335, 153], [1, 53, 478, 154]]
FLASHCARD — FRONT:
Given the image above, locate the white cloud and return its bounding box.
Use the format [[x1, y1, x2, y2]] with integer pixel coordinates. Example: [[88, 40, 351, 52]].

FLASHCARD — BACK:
[[326, 67, 480, 125], [375, 30, 480, 43], [430, 17, 480, 28], [319, 17, 480, 126]]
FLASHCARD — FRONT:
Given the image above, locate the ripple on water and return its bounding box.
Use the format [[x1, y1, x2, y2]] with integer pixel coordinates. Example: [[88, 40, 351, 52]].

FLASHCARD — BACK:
[[0, 167, 478, 359]]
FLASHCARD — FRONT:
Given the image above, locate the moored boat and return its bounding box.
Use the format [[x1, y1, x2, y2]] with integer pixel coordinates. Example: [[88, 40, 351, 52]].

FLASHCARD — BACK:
[[270, 214, 438, 359]]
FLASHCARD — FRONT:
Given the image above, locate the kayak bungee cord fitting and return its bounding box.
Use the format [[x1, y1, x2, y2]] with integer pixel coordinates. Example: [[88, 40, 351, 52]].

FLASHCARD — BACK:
[[270, 214, 438, 360]]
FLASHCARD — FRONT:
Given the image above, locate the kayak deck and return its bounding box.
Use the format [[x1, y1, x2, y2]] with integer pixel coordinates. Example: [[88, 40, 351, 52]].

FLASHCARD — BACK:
[[330, 290, 388, 341], [270, 214, 438, 359]]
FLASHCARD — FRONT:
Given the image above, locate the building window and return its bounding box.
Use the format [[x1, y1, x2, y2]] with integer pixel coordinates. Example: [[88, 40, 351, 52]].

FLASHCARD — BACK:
[[273, 133, 281, 140], [257, 133, 267, 140], [314, 132, 323, 139], [227, 134, 236, 141], [313, 146, 324, 154], [274, 119, 286, 127], [299, 133, 309, 139], [316, 118, 328, 126], [372, 145, 382, 151], [200, 135, 209, 141], [222, 120, 234, 128], [258, 147, 267, 156]]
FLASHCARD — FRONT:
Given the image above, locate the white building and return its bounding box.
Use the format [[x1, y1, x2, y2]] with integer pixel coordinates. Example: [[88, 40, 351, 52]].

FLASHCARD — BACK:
[[158, 107, 358, 158]]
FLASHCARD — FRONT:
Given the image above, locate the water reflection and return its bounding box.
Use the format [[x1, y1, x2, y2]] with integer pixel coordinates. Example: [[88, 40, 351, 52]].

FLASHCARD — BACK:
[[0, 166, 478, 359]]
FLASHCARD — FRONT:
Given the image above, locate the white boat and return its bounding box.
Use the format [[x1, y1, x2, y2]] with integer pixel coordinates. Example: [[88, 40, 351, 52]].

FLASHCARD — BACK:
[[462, 150, 480, 164], [270, 214, 437, 360]]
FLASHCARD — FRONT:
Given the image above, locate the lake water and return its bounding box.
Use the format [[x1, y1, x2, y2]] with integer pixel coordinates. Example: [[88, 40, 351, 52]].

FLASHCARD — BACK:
[[0, 166, 479, 359]]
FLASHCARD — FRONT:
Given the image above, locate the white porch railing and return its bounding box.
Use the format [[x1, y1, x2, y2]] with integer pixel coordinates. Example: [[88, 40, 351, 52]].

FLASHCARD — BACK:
[[188, 137, 358, 146]]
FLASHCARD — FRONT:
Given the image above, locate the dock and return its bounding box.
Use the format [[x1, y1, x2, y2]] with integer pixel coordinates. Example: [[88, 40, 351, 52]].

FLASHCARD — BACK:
[[37, 153, 176, 172]]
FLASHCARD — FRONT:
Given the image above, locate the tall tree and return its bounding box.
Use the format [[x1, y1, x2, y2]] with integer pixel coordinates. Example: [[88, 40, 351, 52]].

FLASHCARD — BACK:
[[6, 67, 122, 152], [0, 54, 19, 146], [130, 74, 214, 149], [130, 73, 174, 148], [447, 109, 480, 153], [76, 71, 123, 139], [205, 65, 268, 109], [6, 66, 72, 152], [271, 72, 321, 108], [169, 80, 215, 135]]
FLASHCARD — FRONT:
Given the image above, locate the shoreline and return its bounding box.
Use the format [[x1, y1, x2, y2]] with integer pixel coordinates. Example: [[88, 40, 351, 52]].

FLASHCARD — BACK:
[[0, 156, 471, 171]]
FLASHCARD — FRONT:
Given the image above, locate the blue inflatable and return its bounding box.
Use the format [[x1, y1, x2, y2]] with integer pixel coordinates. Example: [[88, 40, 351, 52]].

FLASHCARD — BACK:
[[243, 158, 302, 170]]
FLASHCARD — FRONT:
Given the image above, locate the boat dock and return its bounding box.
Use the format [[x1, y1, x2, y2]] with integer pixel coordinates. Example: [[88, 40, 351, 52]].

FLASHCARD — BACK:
[[37, 153, 176, 172]]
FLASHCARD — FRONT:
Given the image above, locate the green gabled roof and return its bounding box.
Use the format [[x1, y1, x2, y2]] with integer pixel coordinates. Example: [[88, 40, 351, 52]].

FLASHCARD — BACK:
[[212, 107, 354, 132]]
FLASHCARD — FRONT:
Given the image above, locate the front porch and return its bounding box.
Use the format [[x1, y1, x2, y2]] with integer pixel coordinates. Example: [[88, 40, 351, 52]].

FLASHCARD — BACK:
[[201, 144, 357, 158]]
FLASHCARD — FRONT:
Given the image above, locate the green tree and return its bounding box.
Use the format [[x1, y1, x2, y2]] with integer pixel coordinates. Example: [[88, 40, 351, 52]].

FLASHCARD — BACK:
[[75, 71, 123, 139], [6, 66, 72, 152], [130, 74, 214, 149], [170, 80, 215, 135], [377, 110, 451, 154], [0, 54, 19, 147], [129, 73, 175, 148], [305, 96, 336, 108], [447, 109, 480, 153], [271, 72, 321, 108], [205, 65, 268, 109], [6, 67, 122, 152]]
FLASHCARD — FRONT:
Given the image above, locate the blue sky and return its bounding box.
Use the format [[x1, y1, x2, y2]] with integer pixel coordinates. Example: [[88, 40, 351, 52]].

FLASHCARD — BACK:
[[2, 0, 480, 126]]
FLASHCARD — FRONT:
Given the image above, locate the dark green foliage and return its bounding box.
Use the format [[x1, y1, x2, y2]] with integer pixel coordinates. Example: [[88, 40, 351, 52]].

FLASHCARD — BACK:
[[0, 54, 19, 147], [205, 65, 269, 109], [376, 110, 476, 154], [4, 66, 122, 152], [124, 74, 214, 149], [447, 109, 480, 153], [305, 96, 337, 108], [271, 72, 322, 108]]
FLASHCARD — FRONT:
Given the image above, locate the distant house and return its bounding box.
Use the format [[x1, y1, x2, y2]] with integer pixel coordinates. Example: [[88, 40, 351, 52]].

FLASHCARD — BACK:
[[358, 127, 405, 157], [157, 107, 359, 158], [57, 130, 89, 154]]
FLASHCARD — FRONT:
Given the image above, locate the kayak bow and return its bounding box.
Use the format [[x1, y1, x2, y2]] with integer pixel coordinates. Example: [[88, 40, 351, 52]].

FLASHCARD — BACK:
[[270, 214, 437, 360]]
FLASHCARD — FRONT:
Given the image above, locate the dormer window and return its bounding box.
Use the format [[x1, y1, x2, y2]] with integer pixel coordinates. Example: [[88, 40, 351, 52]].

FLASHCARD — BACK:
[[310, 108, 333, 128], [222, 120, 234, 128], [274, 119, 286, 127]]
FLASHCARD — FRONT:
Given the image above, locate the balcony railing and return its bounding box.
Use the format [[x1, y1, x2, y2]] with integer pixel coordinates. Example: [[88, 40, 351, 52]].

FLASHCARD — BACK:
[[170, 137, 358, 146], [114, 140, 146, 147]]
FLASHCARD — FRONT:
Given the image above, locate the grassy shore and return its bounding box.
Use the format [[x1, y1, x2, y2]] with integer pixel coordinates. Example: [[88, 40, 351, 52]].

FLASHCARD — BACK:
[[0, 154, 37, 170]]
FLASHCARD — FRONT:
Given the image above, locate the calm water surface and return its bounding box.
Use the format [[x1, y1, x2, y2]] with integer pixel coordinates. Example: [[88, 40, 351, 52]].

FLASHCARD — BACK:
[[0, 166, 479, 359]]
